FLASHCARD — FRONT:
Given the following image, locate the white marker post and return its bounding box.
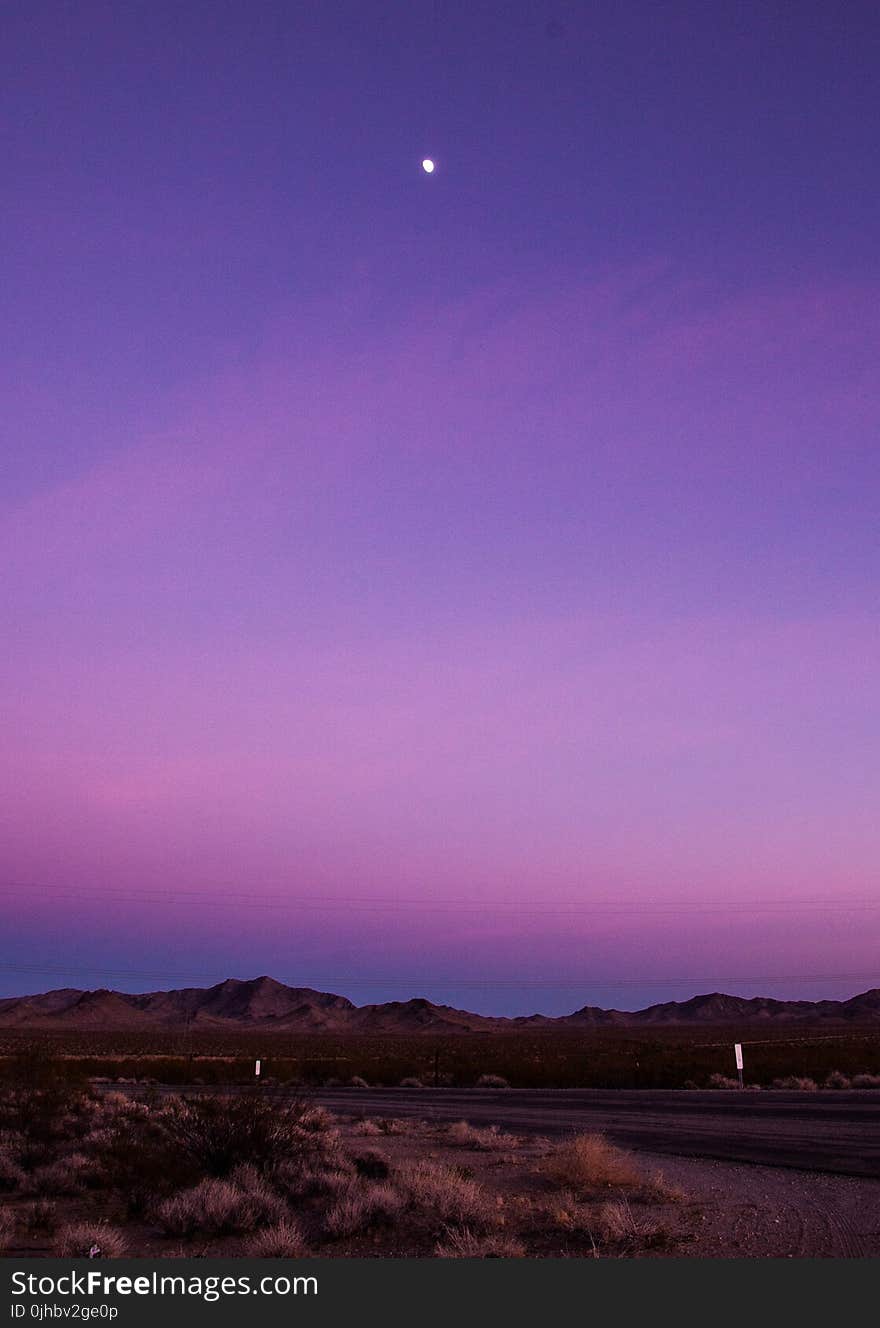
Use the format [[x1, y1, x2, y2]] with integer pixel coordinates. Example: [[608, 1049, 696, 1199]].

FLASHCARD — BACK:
[[734, 1043, 744, 1090], [255, 1058, 262, 1081]]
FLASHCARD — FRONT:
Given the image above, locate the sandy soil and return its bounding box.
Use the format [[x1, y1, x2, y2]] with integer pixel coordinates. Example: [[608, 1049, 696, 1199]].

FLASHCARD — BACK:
[[631, 1150, 880, 1257]]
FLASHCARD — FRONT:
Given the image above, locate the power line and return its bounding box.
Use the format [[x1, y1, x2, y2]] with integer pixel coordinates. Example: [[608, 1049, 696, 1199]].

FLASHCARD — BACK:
[[6, 883, 880, 916]]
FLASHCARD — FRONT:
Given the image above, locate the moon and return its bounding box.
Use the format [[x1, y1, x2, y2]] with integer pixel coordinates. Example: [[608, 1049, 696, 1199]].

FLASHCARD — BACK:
[[421, 158, 435, 174]]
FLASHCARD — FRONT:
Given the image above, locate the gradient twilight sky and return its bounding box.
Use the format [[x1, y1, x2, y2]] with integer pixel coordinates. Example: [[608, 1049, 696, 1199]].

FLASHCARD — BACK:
[[2, 2, 879, 1014]]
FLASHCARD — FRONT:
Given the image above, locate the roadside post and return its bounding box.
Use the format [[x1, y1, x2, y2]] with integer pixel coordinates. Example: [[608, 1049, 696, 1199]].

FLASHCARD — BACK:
[[734, 1043, 744, 1089], [255, 1058, 262, 1084]]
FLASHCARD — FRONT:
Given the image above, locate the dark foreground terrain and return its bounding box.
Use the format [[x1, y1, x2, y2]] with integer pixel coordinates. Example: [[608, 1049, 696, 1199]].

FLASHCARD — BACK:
[[4, 1082, 880, 1258]]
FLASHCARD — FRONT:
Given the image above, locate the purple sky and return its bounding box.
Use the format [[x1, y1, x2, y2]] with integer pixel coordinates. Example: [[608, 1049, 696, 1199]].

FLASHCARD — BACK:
[[2, 3, 879, 1013]]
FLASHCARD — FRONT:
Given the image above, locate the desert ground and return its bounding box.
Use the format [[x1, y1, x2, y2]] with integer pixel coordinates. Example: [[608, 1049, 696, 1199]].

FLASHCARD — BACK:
[[2, 1079, 880, 1258]]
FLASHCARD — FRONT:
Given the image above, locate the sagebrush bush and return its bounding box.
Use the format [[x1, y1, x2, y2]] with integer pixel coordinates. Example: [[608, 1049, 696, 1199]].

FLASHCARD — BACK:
[[273, 1160, 353, 1201], [398, 1162, 498, 1231], [475, 1074, 510, 1089], [399, 1078, 423, 1088], [55, 1222, 128, 1258], [323, 1183, 405, 1238], [771, 1077, 818, 1091], [28, 1152, 98, 1196], [825, 1071, 851, 1090], [155, 1177, 288, 1238], [349, 1077, 370, 1089], [851, 1074, 880, 1089], [18, 1200, 57, 1234]]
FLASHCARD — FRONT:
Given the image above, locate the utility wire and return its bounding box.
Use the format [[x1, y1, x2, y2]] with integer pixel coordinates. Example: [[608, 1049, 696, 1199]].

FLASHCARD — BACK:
[[6, 883, 880, 916]]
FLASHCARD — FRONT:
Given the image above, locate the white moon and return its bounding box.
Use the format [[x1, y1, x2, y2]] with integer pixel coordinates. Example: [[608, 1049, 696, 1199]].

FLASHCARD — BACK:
[[421, 158, 435, 173]]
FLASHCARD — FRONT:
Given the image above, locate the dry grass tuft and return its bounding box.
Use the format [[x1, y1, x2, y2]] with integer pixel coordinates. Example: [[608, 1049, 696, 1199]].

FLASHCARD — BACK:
[[445, 1121, 519, 1151], [544, 1133, 641, 1193], [435, 1226, 525, 1258], [55, 1222, 129, 1258], [592, 1199, 672, 1250], [245, 1219, 307, 1257]]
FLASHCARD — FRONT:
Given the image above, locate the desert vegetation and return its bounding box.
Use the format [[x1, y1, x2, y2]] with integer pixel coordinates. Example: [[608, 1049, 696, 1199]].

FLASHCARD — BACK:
[[4, 1026, 880, 1092], [0, 1080, 690, 1257]]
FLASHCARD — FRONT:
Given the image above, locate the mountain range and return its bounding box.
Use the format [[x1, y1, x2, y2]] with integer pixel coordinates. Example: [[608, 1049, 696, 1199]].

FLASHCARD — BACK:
[[1, 977, 880, 1032]]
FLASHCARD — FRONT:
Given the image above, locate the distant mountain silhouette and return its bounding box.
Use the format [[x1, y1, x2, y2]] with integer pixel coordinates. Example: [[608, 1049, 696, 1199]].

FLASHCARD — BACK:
[[1, 976, 879, 1031]]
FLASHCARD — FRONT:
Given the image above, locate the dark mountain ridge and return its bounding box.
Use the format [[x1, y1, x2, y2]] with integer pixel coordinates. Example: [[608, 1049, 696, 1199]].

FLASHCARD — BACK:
[[1, 977, 879, 1032]]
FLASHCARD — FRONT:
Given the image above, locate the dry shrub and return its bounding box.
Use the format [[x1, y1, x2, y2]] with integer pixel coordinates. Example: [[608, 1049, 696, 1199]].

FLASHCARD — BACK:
[[349, 1077, 370, 1089], [298, 1105, 335, 1132], [399, 1078, 423, 1088], [352, 1150, 390, 1179], [475, 1075, 510, 1089], [324, 1183, 405, 1238], [18, 1200, 58, 1233], [0, 1149, 26, 1193], [28, 1152, 98, 1196], [771, 1077, 818, 1091], [273, 1160, 353, 1201], [445, 1121, 519, 1151], [593, 1199, 671, 1250], [98, 1091, 132, 1112], [852, 1074, 880, 1089], [155, 1178, 288, 1237], [351, 1119, 382, 1136], [156, 1094, 330, 1178], [435, 1227, 525, 1258], [544, 1134, 641, 1193], [707, 1074, 741, 1090], [399, 1162, 498, 1230], [55, 1222, 128, 1258], [245, 1220, 307, 1257], [825, 1071, 851, 1090], [375, 1118, 412, 1135]]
